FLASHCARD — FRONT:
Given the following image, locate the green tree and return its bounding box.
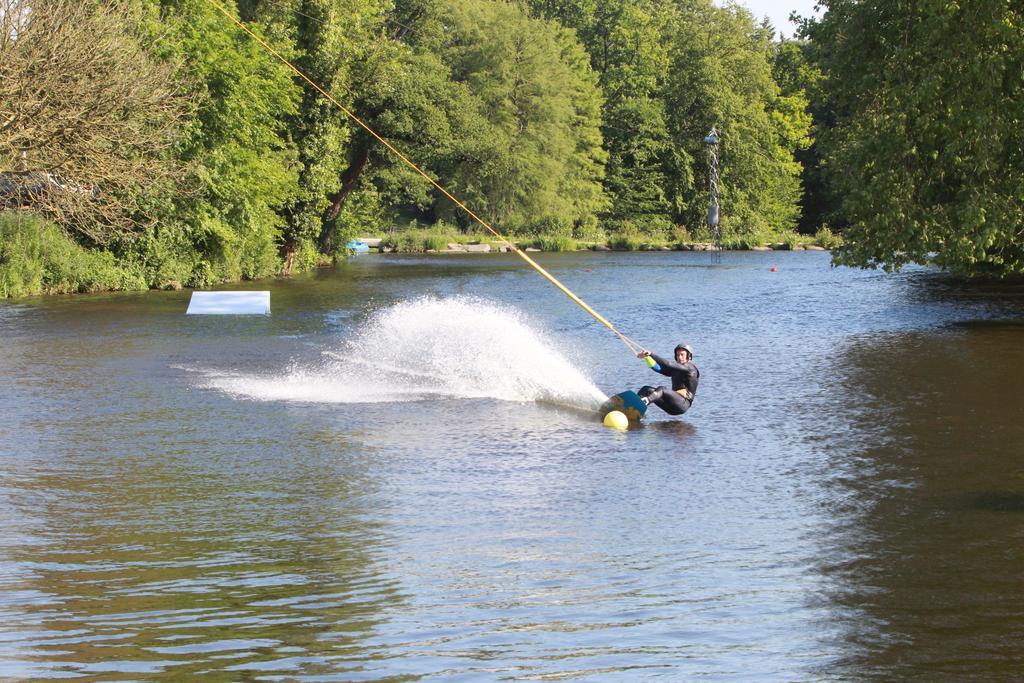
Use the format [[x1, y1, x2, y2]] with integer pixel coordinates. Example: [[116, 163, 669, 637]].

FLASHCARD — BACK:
[[530, 0, 673, 231], [329, 0, 471, 234], [332, 0, 608, 237], [532, 0, 809, 239], [448, 0, 606, 232], [441, 0, 607, 233], [602, 96, 673, 226], [664, 1, 810, 239], [148, 0, 301, 284], [772, 38, 833, 234], [242, 0, 388, 265], [803, 1, 1024, 275]]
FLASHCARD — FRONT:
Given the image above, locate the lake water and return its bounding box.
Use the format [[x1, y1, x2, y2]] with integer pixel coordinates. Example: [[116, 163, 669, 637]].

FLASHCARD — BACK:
[[1, 251, 1023, 680]]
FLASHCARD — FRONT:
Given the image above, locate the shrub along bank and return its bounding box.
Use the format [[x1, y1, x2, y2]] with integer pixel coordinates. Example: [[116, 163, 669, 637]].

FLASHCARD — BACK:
[[0, 214, 144, 297], [0, 212, 844, 297]]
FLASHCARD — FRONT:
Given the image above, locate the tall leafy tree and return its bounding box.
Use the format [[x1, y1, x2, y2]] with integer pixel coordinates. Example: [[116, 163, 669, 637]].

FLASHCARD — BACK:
[[238, 0, 388, 266], [772, 38, 833, 234], [532, 0, 809, 239], [530, 0, 673, 232], [147, 0, 301, 283], [330, 0, 608, 236], [439, 0, 607, 233], [803, 0, 1024, 275], [664, 1, 810, 239], [328, 0, 472, 234]]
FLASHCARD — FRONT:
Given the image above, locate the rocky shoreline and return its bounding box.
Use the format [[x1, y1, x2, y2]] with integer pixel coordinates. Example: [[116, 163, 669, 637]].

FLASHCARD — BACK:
[[355, 237, 828, 254]]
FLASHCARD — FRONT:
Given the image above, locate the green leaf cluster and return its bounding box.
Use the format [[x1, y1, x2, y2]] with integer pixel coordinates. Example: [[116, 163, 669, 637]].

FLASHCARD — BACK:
[[802, 0, 1024, 276], [144, 0, 303, 283], [4, 0, 825, 296], [530, 0, 811, 242]]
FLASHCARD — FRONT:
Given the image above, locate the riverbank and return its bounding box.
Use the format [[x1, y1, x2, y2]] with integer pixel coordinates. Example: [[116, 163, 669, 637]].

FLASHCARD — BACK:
[[367, 241, 829, 254], [357, 229, 839, 255], [0, 211, 837, 299]]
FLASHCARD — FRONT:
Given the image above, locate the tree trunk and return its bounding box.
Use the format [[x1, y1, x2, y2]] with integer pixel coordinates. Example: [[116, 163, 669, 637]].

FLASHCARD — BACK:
[[319, 142, 370, 252], [281, 241, 296, 276]]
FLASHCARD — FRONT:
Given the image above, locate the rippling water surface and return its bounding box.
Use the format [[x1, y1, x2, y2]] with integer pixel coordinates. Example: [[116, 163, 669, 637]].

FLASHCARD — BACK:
[[2, 251, 1023, 680]]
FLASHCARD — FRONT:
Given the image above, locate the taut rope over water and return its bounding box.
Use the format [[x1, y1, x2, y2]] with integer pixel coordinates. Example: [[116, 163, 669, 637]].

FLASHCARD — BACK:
[[202, 0, 644, 355]]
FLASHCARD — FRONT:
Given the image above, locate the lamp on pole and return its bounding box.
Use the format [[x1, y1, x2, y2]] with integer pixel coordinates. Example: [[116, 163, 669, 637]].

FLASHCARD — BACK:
[[703, 127, 721, 251]]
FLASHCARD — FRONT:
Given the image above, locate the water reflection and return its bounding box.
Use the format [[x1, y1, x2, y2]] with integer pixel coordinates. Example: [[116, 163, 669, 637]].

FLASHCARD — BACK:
[[0, 398, 403, 678], [4, 252, 1024, 679], [818, 324, 1024, 680]]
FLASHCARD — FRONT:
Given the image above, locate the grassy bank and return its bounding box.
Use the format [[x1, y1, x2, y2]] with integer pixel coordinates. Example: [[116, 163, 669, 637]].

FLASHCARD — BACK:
[[380, 225, 843, 254], [1, 212, 842, 299], [0, 213, 145, 298], [0, 211, 325, 299]]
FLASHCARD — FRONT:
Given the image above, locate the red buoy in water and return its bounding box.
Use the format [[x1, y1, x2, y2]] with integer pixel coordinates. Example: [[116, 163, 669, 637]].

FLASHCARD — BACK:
[[770, 267, 777, 272]]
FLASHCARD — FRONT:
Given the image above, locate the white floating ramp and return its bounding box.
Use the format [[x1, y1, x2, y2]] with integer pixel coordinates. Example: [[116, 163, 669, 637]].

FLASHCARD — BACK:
[[186, 291, 270, 315]]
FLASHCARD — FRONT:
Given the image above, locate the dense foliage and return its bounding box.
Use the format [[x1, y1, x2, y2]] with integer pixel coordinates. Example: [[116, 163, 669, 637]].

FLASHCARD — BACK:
[[0, 0, 188, 243], [801, 0, 1024, 275], [3, 0, 1021, 296], [1, 0, 816, 295]]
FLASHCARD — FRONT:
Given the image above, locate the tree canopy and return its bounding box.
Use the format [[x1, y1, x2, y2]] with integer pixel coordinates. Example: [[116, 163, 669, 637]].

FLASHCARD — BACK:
[[0, 0, 188, 243], [801, 0, 1024, 275], [11, 0, 1024, 295]]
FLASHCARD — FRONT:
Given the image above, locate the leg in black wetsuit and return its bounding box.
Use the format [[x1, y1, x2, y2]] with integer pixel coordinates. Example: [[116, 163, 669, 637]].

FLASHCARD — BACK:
[[638, 385, 691, 416]]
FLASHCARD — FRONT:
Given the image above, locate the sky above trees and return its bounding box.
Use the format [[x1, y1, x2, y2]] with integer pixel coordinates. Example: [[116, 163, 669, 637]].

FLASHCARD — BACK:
[[728, 0, 821, 37]]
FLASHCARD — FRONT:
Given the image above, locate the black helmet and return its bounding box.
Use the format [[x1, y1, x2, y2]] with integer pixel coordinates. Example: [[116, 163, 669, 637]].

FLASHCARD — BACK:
[[674, 343, 694, 360]]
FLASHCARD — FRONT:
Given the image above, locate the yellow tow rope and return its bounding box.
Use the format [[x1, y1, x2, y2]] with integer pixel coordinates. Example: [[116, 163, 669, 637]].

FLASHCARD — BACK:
[[203, 0, 644, 355]]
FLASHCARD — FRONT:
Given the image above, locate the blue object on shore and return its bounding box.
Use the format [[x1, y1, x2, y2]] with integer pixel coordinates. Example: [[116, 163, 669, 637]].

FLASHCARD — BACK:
[[346, 240, 370, 253]]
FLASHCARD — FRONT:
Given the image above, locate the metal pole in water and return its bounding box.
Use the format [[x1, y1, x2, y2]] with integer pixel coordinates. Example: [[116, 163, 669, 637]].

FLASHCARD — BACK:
[[704, 127, 721, 260]]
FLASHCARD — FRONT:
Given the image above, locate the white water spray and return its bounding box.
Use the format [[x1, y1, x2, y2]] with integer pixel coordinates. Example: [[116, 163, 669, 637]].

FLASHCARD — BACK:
[[200, 296, 607, 410]]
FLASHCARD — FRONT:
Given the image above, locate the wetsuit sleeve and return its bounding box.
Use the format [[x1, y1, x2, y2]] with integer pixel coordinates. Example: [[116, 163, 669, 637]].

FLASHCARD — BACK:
[[649, 353, 682, 378]]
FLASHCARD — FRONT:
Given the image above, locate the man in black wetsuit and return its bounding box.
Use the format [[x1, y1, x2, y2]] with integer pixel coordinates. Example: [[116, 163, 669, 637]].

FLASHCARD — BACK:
[[636, 344, 699, 416]]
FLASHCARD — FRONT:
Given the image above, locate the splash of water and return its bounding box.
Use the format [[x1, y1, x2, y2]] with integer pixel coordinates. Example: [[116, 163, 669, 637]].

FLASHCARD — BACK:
[[201, 296, 607, 410]]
